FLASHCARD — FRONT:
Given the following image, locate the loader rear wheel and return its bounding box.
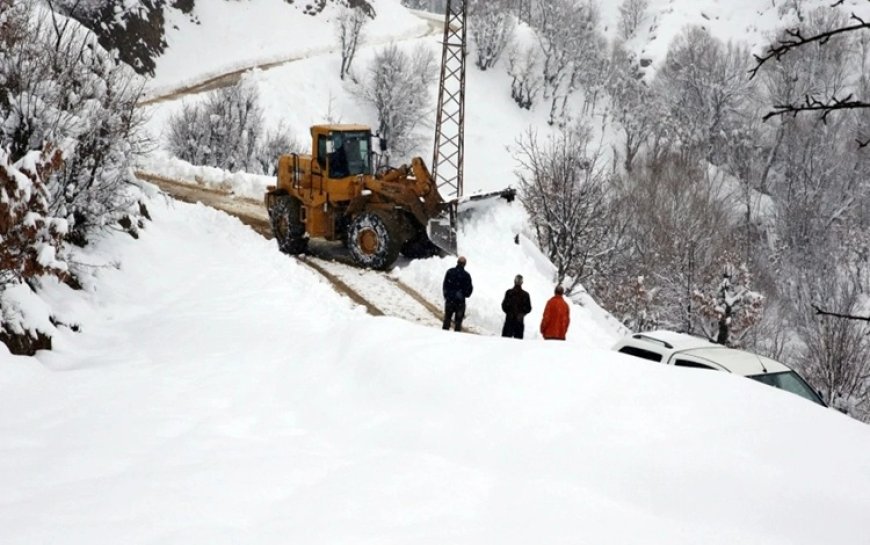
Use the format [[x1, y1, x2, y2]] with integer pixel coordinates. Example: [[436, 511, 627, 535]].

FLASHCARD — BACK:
[[347, 211, 402, 270], [268, 196, 308, 255]]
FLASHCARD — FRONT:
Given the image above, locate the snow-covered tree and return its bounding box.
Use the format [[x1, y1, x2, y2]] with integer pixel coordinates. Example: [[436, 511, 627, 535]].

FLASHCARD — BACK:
[[654, 26, 755, 162], [355, 44, 436, 159], [514, 123, 621, 292], [692, 256, 764, 346], [469, 0, 514, 71], [618, 0, 648, 40], [335, 4, 369, 80]]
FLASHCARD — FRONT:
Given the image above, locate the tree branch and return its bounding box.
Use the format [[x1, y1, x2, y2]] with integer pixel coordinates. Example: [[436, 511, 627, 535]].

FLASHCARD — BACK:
[[762, 94, 870, 121], [750, 14, 870, 79], [812, 304, 870, 322]]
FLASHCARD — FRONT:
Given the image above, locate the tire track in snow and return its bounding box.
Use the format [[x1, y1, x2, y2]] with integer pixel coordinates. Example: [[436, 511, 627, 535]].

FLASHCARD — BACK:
[[135, 170, 454, 329]]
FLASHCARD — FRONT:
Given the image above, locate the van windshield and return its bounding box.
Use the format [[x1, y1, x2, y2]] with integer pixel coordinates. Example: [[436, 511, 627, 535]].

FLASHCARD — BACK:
[[748, 371, 826, 406]]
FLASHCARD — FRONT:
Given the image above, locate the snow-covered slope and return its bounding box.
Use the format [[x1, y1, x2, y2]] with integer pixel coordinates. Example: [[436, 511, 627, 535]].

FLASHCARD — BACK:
[[146, 0, 427, 96], [1, 197, 869, 544]]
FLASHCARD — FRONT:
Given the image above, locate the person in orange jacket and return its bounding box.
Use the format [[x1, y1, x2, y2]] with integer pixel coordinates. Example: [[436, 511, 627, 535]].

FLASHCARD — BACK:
[[540, 285, 570, 340]]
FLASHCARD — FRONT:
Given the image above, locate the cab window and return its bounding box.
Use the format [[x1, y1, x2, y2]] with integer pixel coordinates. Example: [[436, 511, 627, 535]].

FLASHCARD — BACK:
[[317, 135, 328, 170]]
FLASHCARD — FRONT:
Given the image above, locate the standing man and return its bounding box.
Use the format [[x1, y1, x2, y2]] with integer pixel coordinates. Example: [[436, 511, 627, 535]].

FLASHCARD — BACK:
[[540, 285, 570, 340], [442, 256, 473, 332], [501, 274, 532, 339]]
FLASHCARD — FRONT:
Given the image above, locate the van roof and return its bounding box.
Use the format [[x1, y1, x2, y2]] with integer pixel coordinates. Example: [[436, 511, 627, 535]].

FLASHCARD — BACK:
[[678, 346, 790, 376], [621, 331, 791, 376]]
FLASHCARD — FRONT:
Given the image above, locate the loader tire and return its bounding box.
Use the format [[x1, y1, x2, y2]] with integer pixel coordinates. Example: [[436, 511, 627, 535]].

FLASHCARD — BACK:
[[269, 196, 308, 255], [347, 211, 402, 270]]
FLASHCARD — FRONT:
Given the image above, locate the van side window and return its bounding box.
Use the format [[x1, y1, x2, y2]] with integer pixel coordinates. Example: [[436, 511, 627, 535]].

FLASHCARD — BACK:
[[618, 346, 663, 362], [673, 359, 717, 370]]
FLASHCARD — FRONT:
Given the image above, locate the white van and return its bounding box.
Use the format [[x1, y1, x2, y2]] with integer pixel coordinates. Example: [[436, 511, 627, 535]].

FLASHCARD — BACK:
[[612, 330, 826, 407]]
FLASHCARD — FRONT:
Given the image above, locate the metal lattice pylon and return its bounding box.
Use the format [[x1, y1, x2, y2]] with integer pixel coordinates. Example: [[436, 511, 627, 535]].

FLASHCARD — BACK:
[[431, 0, 467, 201]]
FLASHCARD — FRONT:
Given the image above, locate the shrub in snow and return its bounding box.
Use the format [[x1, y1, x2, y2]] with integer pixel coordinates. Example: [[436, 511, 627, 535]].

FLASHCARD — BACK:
[[167, 81, 297, 175], [0, 148, 69, 289], [354, 44, 436, 160], [0, 147, 69, 356], [469, 0, 514, 71]]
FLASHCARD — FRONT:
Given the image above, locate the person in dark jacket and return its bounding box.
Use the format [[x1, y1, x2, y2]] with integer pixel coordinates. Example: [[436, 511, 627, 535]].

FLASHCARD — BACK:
[[442, 256, 473, 332], [501, 274, 532, 339], [540, 285, 570, 340]]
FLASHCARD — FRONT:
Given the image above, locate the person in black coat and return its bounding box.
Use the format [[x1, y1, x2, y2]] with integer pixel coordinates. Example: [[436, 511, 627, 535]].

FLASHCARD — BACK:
[[442, 256, 473, 332], [501, 274, 532, 339]]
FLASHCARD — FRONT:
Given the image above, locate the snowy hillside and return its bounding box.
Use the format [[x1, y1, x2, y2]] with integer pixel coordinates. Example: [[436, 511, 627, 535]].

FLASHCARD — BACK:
[[4, 0, 870, 542]]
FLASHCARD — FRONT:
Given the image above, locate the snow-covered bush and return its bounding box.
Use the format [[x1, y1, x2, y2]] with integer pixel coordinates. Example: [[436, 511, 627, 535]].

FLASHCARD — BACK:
[[0, 1, 147, 246], [0, 147, 68, 289], [1, 1, 147, 354], [167, 81, 297, 174], [355, 44, 436, 160]]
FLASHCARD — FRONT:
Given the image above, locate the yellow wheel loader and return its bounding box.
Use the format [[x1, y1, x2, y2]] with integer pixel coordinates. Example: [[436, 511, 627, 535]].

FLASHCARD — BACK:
[[264, 124, 449, 270]]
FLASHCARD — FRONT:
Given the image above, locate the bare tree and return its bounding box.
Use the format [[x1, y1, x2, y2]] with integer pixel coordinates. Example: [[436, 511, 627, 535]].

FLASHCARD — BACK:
[[469, 0, 514, 71], [335, 4, 369, 80], [514, 123, 623, 292], [355, 44, 436, 160]]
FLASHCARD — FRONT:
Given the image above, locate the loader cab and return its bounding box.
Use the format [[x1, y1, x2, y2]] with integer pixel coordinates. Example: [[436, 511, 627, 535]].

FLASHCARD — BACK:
[[312, 124, 373, 179]]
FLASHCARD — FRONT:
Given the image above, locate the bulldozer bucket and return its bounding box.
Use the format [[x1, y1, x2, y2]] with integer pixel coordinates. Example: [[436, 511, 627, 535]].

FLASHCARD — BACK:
[[426, 202, 458, 256], [426, 187, 517, 256]]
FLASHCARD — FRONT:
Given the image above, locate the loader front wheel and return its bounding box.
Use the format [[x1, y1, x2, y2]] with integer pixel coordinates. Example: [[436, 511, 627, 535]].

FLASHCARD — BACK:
[[347, 211, 402, 270], [268, 196, 308, 255]]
